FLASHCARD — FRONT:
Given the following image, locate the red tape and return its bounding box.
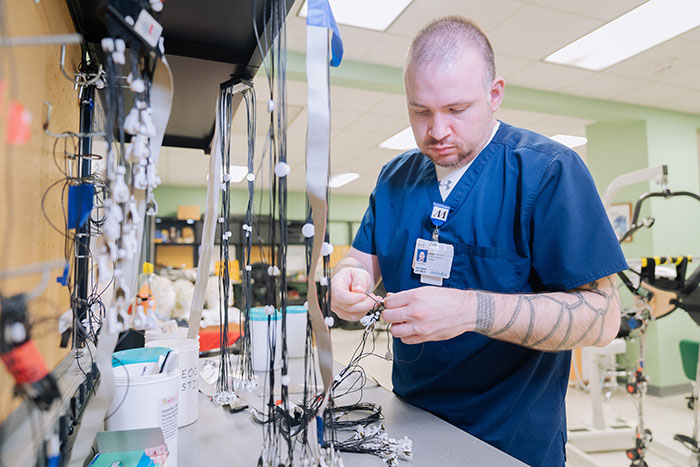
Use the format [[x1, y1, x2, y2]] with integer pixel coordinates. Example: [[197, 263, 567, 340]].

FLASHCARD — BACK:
[[1, 340, 49, 384]]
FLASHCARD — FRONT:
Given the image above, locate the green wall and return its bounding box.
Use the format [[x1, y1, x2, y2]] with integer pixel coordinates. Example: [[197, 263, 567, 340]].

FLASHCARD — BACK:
[[584, 117, 700, 392], [153, 185, 369, 246]]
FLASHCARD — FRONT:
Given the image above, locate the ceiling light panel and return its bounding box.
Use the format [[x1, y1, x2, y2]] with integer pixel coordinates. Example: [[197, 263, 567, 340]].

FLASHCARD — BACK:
[[329, 172, 360, 188], [299, 0, 413, 32], [545, 0, 700, 70], [549, 134, 587, 148], [379, 127, 416, 150]]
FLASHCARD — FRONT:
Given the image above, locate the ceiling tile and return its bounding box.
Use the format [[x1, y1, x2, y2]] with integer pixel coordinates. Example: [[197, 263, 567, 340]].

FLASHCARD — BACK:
[[286, 109, 308, 141], [615, 83, 692, 109], [369, 94, 409, 118], [682, 26, 700, 43], [333, 129, 393, 149], [346, 113, 409, 134], [662, 65, 700, 91], [496, 54, 533, 78], [286, 108, 364, 141], [664, 91, 700, 115], [230, 102, 303, 135], [488, 5, 602, 60], [507, 62, 595, 91], [388, 0, 525, 37], [331, 86, 387, 112], [253, 75, 308, 108], [605, 37, 700, 82], [523, 0, 646, 21], [496, 108, 549, 127], [361, 33, 411, 68], [560, 73, 647, 100]]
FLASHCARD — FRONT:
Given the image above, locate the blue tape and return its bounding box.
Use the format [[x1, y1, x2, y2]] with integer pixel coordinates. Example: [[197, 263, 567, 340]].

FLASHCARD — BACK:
[[316, 415, 326, 447], [67, 184, 94, 230], [306, 0, 344, 67]]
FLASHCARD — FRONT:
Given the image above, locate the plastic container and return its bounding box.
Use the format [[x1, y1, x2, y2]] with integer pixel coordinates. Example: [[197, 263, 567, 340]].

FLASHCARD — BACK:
[[145, 326, 189, 345], [107, 347, 179, 467], [286, 305, 308, 358], [249, 307, 282, 372], [145, 338, 199, 427]]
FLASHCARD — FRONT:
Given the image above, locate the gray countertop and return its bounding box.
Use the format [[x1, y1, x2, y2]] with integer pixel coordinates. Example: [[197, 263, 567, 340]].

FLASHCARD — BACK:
[[178, 359, 526, 467]]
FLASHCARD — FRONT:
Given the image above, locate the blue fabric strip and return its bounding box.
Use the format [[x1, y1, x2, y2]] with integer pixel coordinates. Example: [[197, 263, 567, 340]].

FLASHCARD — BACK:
[[306, 0, 344, 67]]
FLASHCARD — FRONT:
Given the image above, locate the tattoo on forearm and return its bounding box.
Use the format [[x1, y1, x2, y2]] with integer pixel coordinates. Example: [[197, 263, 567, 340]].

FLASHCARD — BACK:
[[475, 292, 495, 334], [490, 296, 523, 337], [484, 277, 616, 351], [523, 298, 536, 345]]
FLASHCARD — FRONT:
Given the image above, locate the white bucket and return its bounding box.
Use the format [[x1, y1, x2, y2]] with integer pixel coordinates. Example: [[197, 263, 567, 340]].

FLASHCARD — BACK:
[[250, 307, 282, 372], [145, 338, 199, 427], [286, 306, 308, 358], [107, 348, 179, 467], [144, 326, 189, 345]]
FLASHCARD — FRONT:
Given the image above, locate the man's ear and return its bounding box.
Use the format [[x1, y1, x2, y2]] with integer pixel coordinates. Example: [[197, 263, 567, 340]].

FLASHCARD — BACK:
[[489, 77, 505, 112]]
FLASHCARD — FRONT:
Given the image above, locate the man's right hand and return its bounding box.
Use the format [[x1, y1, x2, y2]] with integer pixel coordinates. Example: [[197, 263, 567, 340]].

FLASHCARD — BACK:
[[330, 267, 379, 321]]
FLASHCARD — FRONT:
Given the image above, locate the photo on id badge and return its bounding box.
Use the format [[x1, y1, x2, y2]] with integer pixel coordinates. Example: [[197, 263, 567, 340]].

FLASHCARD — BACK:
[[416, 249, 428, 263]]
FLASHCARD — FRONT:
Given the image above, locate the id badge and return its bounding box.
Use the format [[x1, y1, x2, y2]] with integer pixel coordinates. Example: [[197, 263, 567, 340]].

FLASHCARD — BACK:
[[412, 238, 454, 279]]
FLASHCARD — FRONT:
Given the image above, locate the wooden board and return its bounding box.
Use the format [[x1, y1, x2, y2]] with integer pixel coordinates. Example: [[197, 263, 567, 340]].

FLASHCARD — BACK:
[[0, 0, 82, 423]]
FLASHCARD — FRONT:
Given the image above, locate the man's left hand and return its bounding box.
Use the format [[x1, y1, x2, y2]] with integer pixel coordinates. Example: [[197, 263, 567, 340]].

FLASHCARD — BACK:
[[382, 286, 470, 344]]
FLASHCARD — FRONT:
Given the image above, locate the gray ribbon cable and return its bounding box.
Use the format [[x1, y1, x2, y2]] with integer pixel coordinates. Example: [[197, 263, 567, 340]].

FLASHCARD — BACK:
[[187, 91, 223, 340], [305, 24, 333, 408]]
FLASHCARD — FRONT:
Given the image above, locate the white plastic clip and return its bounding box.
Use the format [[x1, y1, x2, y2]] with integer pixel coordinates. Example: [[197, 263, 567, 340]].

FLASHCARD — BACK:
[[274, 162, 290, 178], [321, 242, 334, 257], [301, 223, 314, 238]]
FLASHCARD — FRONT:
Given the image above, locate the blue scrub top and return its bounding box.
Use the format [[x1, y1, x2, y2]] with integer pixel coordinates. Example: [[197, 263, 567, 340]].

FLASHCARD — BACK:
[[352, 121, 628, 466]]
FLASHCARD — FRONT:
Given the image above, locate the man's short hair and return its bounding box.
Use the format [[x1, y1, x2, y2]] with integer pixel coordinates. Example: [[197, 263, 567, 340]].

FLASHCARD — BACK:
[[405, 16, 495, 88]]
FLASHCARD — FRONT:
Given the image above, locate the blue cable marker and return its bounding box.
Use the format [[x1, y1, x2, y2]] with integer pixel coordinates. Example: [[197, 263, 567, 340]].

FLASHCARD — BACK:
[[306, 0, 344, 67], [56, 262, 70, 286], [628, 317, 640, 329], [67, 184, 95, 230]]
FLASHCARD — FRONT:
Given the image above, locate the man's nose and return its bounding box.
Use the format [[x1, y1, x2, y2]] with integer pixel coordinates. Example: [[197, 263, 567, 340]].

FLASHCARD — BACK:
[[428, 113, 450, 142]]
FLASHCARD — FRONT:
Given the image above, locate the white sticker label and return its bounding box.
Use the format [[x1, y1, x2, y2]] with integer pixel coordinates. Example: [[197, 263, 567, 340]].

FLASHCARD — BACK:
[[413, 238, 454, 279], [134, 9, 163, 48]]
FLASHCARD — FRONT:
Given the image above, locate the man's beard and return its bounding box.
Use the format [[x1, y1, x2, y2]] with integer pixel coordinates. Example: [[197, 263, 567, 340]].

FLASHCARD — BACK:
[[424, 147, 475, 168]]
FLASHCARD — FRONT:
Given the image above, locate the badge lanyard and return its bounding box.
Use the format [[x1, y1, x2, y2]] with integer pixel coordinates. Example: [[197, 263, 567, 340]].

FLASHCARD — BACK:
[[413, 202, 454, 286], [430, 202, 450, 241]]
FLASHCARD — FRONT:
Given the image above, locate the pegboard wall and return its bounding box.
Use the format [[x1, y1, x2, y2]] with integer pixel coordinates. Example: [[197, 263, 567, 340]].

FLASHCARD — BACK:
[[0, 0, 84, 423]]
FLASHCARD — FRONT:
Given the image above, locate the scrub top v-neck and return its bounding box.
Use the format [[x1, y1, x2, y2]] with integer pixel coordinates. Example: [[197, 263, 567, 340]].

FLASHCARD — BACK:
[[352, 121, 627, 467]]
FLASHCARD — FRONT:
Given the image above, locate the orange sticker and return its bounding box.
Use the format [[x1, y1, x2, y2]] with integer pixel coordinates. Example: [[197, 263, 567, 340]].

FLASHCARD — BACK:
[[6, 101, 31, 146], [1, 340, 49, 384]]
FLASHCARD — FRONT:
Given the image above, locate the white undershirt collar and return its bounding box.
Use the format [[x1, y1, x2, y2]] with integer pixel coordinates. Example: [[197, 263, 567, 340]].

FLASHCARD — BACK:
[[435, 121, 500, 201]]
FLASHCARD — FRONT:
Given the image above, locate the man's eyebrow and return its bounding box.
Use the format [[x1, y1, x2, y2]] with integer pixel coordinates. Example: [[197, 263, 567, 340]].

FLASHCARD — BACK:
[[444, 101, 470, 107], [408, 100, 471, 108]]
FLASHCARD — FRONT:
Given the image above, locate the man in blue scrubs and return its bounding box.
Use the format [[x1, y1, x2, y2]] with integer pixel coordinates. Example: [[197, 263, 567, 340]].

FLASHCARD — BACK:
[[331, 16, 627, 467]]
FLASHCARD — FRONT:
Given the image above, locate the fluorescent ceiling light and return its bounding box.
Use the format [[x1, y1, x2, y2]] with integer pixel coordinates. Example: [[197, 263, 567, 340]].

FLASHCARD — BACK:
[[550, 134, 587, 148], [227, 165, 248, 182], [379, 127, 416, 150], [298, 0, 413, 32], [329, 172, 360, 188], [545, 0, 700, 70]]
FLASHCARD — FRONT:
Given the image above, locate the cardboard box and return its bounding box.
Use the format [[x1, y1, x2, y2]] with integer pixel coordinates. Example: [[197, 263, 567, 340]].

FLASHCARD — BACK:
[[176, 205, 200, 220]]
